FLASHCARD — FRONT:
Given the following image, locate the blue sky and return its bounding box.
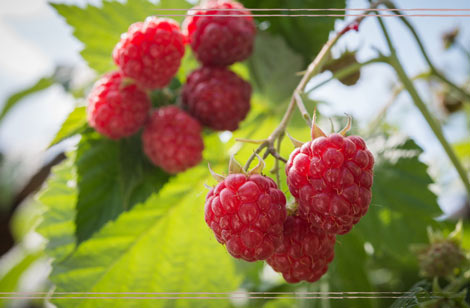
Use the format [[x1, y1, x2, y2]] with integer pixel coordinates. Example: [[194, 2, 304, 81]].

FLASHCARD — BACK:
[[0, 0, 469, 212]]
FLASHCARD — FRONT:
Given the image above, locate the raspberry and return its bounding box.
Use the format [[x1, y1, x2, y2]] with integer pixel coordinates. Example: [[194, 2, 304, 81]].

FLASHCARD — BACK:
[[266, 215, 335, 283], [113, 17, 185, 89], [87, 71, 150, 140], [182, 67, 251, 131], [286, 133, 374, 235], [205, 173, 287, 261], [183, 0, 256, 66], [142, 106, 204, 174]]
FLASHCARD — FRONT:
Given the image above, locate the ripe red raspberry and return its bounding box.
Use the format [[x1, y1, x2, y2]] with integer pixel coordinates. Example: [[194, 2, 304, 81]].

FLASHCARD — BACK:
[[205, 173, 287, 261], [182, 67, 251, 131], [87, 71, 150, 140], [266, 215, 335, 283], [142, 106, 204, 174], [286, 132, 374, 235], [113, 17, 185, 89], [183, 0, 256, 66]]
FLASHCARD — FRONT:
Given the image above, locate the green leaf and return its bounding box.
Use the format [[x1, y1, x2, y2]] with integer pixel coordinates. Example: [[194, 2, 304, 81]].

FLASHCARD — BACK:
[[390, 280, 432, 308], [247, 32, 303, 104], [75, 130, 170, 244], [0, 77, 54, 122], [36, 157, 77, 261], [49, 106, 87, 147], [360, 135, 441, 260], [49, 166, 241, 308], [240, 0, 346, 63], [332, 135, 442, 301], [51, 0, 191, 74]]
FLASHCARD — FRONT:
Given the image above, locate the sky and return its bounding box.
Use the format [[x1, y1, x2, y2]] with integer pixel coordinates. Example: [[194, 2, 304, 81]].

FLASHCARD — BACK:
[[0, 0, 469, 212]]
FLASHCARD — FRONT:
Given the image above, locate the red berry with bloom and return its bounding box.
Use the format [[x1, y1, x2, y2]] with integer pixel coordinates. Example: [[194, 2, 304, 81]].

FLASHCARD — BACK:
[[113, 17, 185, 89], [266, 215, 336, 283], [87, 71, 150, 140], [286, 118, 374, 235], [182, 66, 251, 131], [183, 0, 256, 66], [142, 106, 204, 174], [204, 158, 287, 261]]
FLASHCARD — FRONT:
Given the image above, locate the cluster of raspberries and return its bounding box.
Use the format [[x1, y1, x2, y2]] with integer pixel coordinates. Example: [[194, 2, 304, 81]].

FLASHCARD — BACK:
[[205, 125, 374, 283], [86, 0, 255, 174]]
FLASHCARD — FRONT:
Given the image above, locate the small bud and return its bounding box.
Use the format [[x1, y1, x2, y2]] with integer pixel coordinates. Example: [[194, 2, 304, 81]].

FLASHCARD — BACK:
[[442, 27, 459, 50], [417, 240, 465, 278], [321, 50, 361, 86]]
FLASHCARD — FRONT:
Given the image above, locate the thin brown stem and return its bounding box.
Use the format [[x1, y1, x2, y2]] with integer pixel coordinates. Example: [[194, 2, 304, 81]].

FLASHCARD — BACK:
[[294, 92, 312, 126], [272, 133, 285, 187]]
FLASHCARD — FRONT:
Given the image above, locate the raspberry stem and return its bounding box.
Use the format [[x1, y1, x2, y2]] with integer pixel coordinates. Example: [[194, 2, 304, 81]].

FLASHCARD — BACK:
[[243, 0, 385, 172], [377, 15, 470, 199], [384, 1, 470, 103]]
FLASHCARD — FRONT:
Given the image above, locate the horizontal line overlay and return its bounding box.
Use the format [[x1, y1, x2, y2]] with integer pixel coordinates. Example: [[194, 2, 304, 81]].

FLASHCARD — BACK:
[[156, 8, 470, 11], [0, 296, 448, 300], [148, 14, 470, 17], [0, 291, 456, 300]]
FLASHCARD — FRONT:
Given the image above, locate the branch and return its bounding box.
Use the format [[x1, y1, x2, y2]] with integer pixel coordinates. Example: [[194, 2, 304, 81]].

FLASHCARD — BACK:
[[377, 16, 470, 198], [305, 56, 388, 94], [243, 1, 385, 170], [384, 1, 470, 102]]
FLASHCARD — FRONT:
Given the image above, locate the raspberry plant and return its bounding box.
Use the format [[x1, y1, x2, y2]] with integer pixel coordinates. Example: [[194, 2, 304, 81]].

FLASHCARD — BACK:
[[0, 0, 469, 307]]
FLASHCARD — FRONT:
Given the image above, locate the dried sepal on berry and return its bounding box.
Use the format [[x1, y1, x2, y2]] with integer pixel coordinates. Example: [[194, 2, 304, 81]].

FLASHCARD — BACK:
[[247, 154, 265, 176], [311, 110, 327, 140], [287, 131, 304, 149], [209, 154, 267, 183], [338, 115, 352, 137], [208, 163, 226, 183]]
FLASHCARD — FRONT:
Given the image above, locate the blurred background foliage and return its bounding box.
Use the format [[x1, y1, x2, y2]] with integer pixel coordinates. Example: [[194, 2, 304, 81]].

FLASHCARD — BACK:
[[0, 0, 469, 307]]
